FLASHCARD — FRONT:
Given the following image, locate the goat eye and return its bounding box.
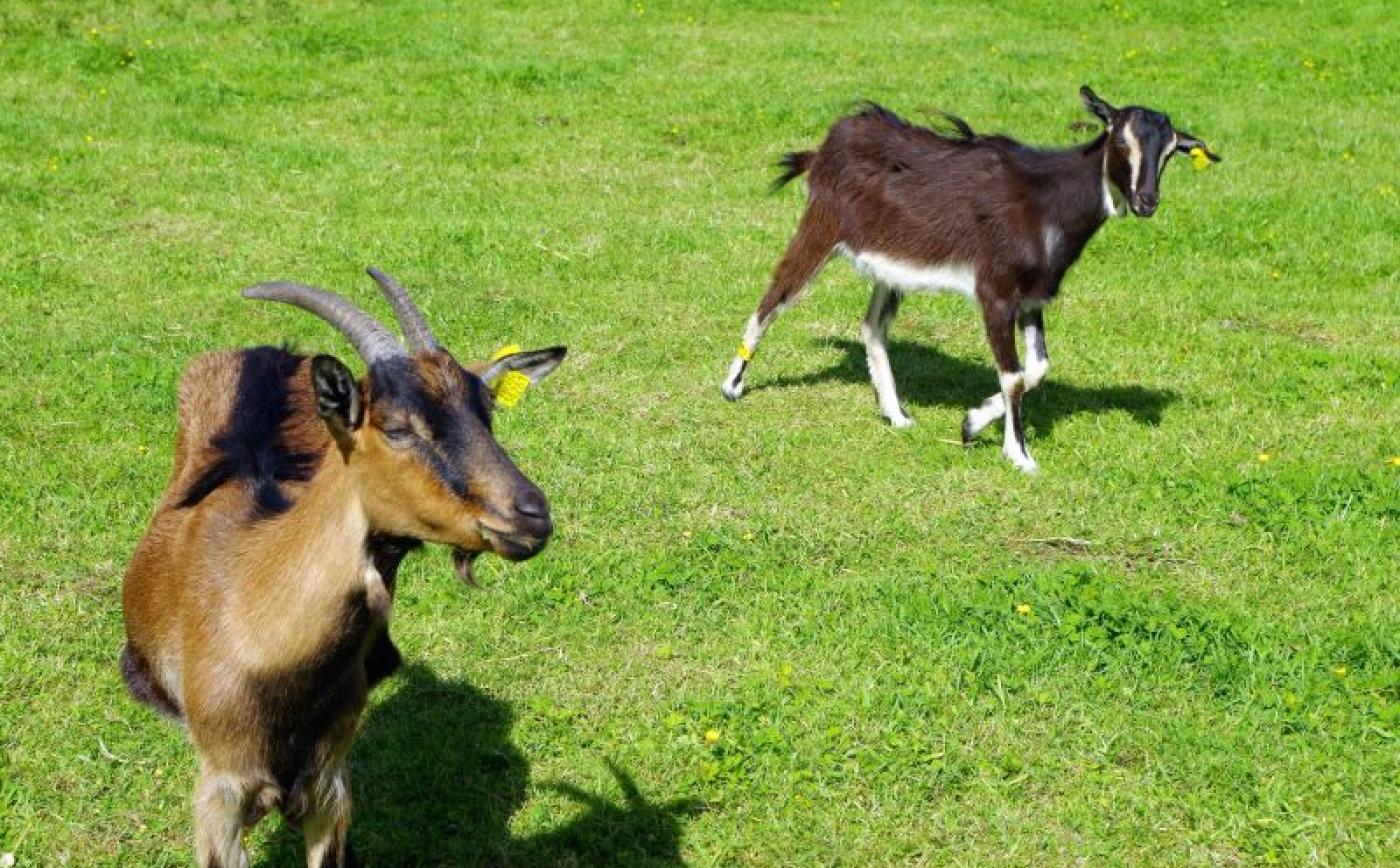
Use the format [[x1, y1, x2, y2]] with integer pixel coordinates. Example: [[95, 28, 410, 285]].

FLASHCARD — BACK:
[[381, 425, 416, 446]]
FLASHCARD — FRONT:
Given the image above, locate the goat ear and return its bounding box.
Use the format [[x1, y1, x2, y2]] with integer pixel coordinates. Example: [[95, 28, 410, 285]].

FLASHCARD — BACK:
[[1174, 130, 1221, 162], [1079, 85, 1115, 125], [310, 354, 364, 436], [480, 346, 568, 387], [479, 346, 567, 408]]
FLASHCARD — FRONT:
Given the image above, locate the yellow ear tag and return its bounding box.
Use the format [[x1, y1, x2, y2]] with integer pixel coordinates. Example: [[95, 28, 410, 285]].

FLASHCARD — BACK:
[[488, 344, 531, 408], [1190, 146, 1211, 171]]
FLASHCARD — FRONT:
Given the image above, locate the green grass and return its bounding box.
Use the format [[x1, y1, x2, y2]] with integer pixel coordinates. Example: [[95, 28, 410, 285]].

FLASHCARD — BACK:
[[2, 0, 1397, 864]]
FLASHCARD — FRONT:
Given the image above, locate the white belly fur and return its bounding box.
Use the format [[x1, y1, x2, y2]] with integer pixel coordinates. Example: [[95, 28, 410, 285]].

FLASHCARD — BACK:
[[843, 247, 977, 298]]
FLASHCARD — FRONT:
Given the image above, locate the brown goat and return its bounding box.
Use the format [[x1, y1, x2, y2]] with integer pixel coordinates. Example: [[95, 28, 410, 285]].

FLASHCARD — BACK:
[[721, 86, 1219, 471], [121, 269, 566, 867]]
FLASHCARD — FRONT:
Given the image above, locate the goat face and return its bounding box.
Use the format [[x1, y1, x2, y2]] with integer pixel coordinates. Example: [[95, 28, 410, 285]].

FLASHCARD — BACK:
[[1081, 85, 1221, 218], [312, 346, 565, 584], [245, 271, 565, 585]]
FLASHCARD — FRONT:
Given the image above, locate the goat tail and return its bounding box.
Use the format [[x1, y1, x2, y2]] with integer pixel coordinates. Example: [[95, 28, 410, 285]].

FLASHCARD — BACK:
[[771, 151, 814, 192]]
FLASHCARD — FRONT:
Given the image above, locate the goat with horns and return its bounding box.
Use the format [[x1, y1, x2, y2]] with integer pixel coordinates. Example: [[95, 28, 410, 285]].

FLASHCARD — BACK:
[[720, 86, 1220, 471], [121, 268, 566, 867]]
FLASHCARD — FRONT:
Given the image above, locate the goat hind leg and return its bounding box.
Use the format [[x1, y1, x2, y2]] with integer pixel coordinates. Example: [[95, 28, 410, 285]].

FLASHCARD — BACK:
[[721, 203, 837, 400], [861, 283, 912, 427]]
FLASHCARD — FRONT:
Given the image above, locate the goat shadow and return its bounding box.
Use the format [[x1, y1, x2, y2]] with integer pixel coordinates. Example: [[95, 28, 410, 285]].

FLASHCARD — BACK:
[[750, 337, 1178, 439], [258, 664, 702, 867]]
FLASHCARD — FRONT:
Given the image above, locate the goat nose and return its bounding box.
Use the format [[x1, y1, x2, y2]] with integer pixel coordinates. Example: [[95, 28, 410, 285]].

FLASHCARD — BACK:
[[1140, 192, 1159, 207], [514, 488, 550, 520]]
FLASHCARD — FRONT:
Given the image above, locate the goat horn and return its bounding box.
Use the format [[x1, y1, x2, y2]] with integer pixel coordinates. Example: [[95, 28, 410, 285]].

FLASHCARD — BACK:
[[242, 281, 405, 365], [365, 267, 438, 351]]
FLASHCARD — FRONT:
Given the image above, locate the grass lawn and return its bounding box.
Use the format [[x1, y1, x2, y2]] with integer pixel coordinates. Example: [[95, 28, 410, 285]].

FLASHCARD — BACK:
[[1, 0, 1396, 864]]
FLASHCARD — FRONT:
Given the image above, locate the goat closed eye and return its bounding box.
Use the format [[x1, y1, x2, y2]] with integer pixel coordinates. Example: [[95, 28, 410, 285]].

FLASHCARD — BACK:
[[381, 424, 417, 447]]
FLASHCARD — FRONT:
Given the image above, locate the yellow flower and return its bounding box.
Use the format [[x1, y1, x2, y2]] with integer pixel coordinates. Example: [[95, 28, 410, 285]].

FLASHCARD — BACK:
[[1333, 666, 1348, 677], [1301, 58, 1315, 69], [1015, 603, 1031, 615], [1388, 456, 1400, 467], [1124, 48, 1139, 60], [704, 729, 721, 744], [1257, 453, 1272, 463], [1190, 147, 1211, 171], [1270, 269, 1281, 279]]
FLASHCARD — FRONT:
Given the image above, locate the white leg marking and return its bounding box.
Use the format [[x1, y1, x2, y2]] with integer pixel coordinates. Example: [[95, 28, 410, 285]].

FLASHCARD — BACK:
[[998, 370, 1036, 473], [721, 313, 763, 400], [861, 285, 911, 427], [964, 393, 1005, 439], [1023, 322, 1049, 390]]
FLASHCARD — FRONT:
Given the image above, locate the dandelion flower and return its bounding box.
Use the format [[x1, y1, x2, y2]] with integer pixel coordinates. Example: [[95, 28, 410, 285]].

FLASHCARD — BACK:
[[704, 729, 721, 744], [1333, 666, 1348, 677], [1015, 603, 1031, 615], [1387, 456, 1400, 467], [1257, 452, 1272, 463]]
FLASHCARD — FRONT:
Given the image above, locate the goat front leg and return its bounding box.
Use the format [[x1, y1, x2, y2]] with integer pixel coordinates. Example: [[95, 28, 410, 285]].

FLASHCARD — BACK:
[[967, 299, 1036, 472], [302, 760, 356, 868], [1019, 307, 1049, 391], [194, 767, 256, 868], [861, 283, 912, 427], [962, 308, 1050, 450]]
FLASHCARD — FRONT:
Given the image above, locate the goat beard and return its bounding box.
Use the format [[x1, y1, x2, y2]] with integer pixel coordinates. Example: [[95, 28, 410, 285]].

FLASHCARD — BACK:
[[451, 548, 481, 587]]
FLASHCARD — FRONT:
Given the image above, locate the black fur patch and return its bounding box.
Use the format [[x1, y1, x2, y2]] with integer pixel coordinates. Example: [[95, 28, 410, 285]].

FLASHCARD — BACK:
[[363, 534, 420, 688], [120, 643, 184, 721], [367, 358, 492, 499], [258, 590, 375, 818], [177, 346, 322, 518], [771, 151, 813, 191], [254, 535, 423, 818]]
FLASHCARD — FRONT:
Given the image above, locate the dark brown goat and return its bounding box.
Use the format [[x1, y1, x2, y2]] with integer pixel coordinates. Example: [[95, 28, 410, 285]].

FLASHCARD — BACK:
[[721, 86, 1219, 471], [121, 269, 565, 867]]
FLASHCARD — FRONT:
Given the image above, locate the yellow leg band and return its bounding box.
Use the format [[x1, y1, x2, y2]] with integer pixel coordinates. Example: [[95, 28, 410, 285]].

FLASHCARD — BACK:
[[736, 344, 753, 362]]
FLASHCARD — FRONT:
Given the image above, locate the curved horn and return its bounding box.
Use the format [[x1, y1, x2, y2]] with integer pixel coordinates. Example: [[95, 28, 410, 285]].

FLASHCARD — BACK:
[[365, 266, 438, 351], [242, 281, 404, 365]]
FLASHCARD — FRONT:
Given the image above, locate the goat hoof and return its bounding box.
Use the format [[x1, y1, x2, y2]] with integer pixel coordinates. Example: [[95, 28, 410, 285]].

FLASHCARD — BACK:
[[1004, 451, 1038, 474], [961, 415, 978, 443], [887, 413, 914, 429], [720, 379, 744, 401]]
